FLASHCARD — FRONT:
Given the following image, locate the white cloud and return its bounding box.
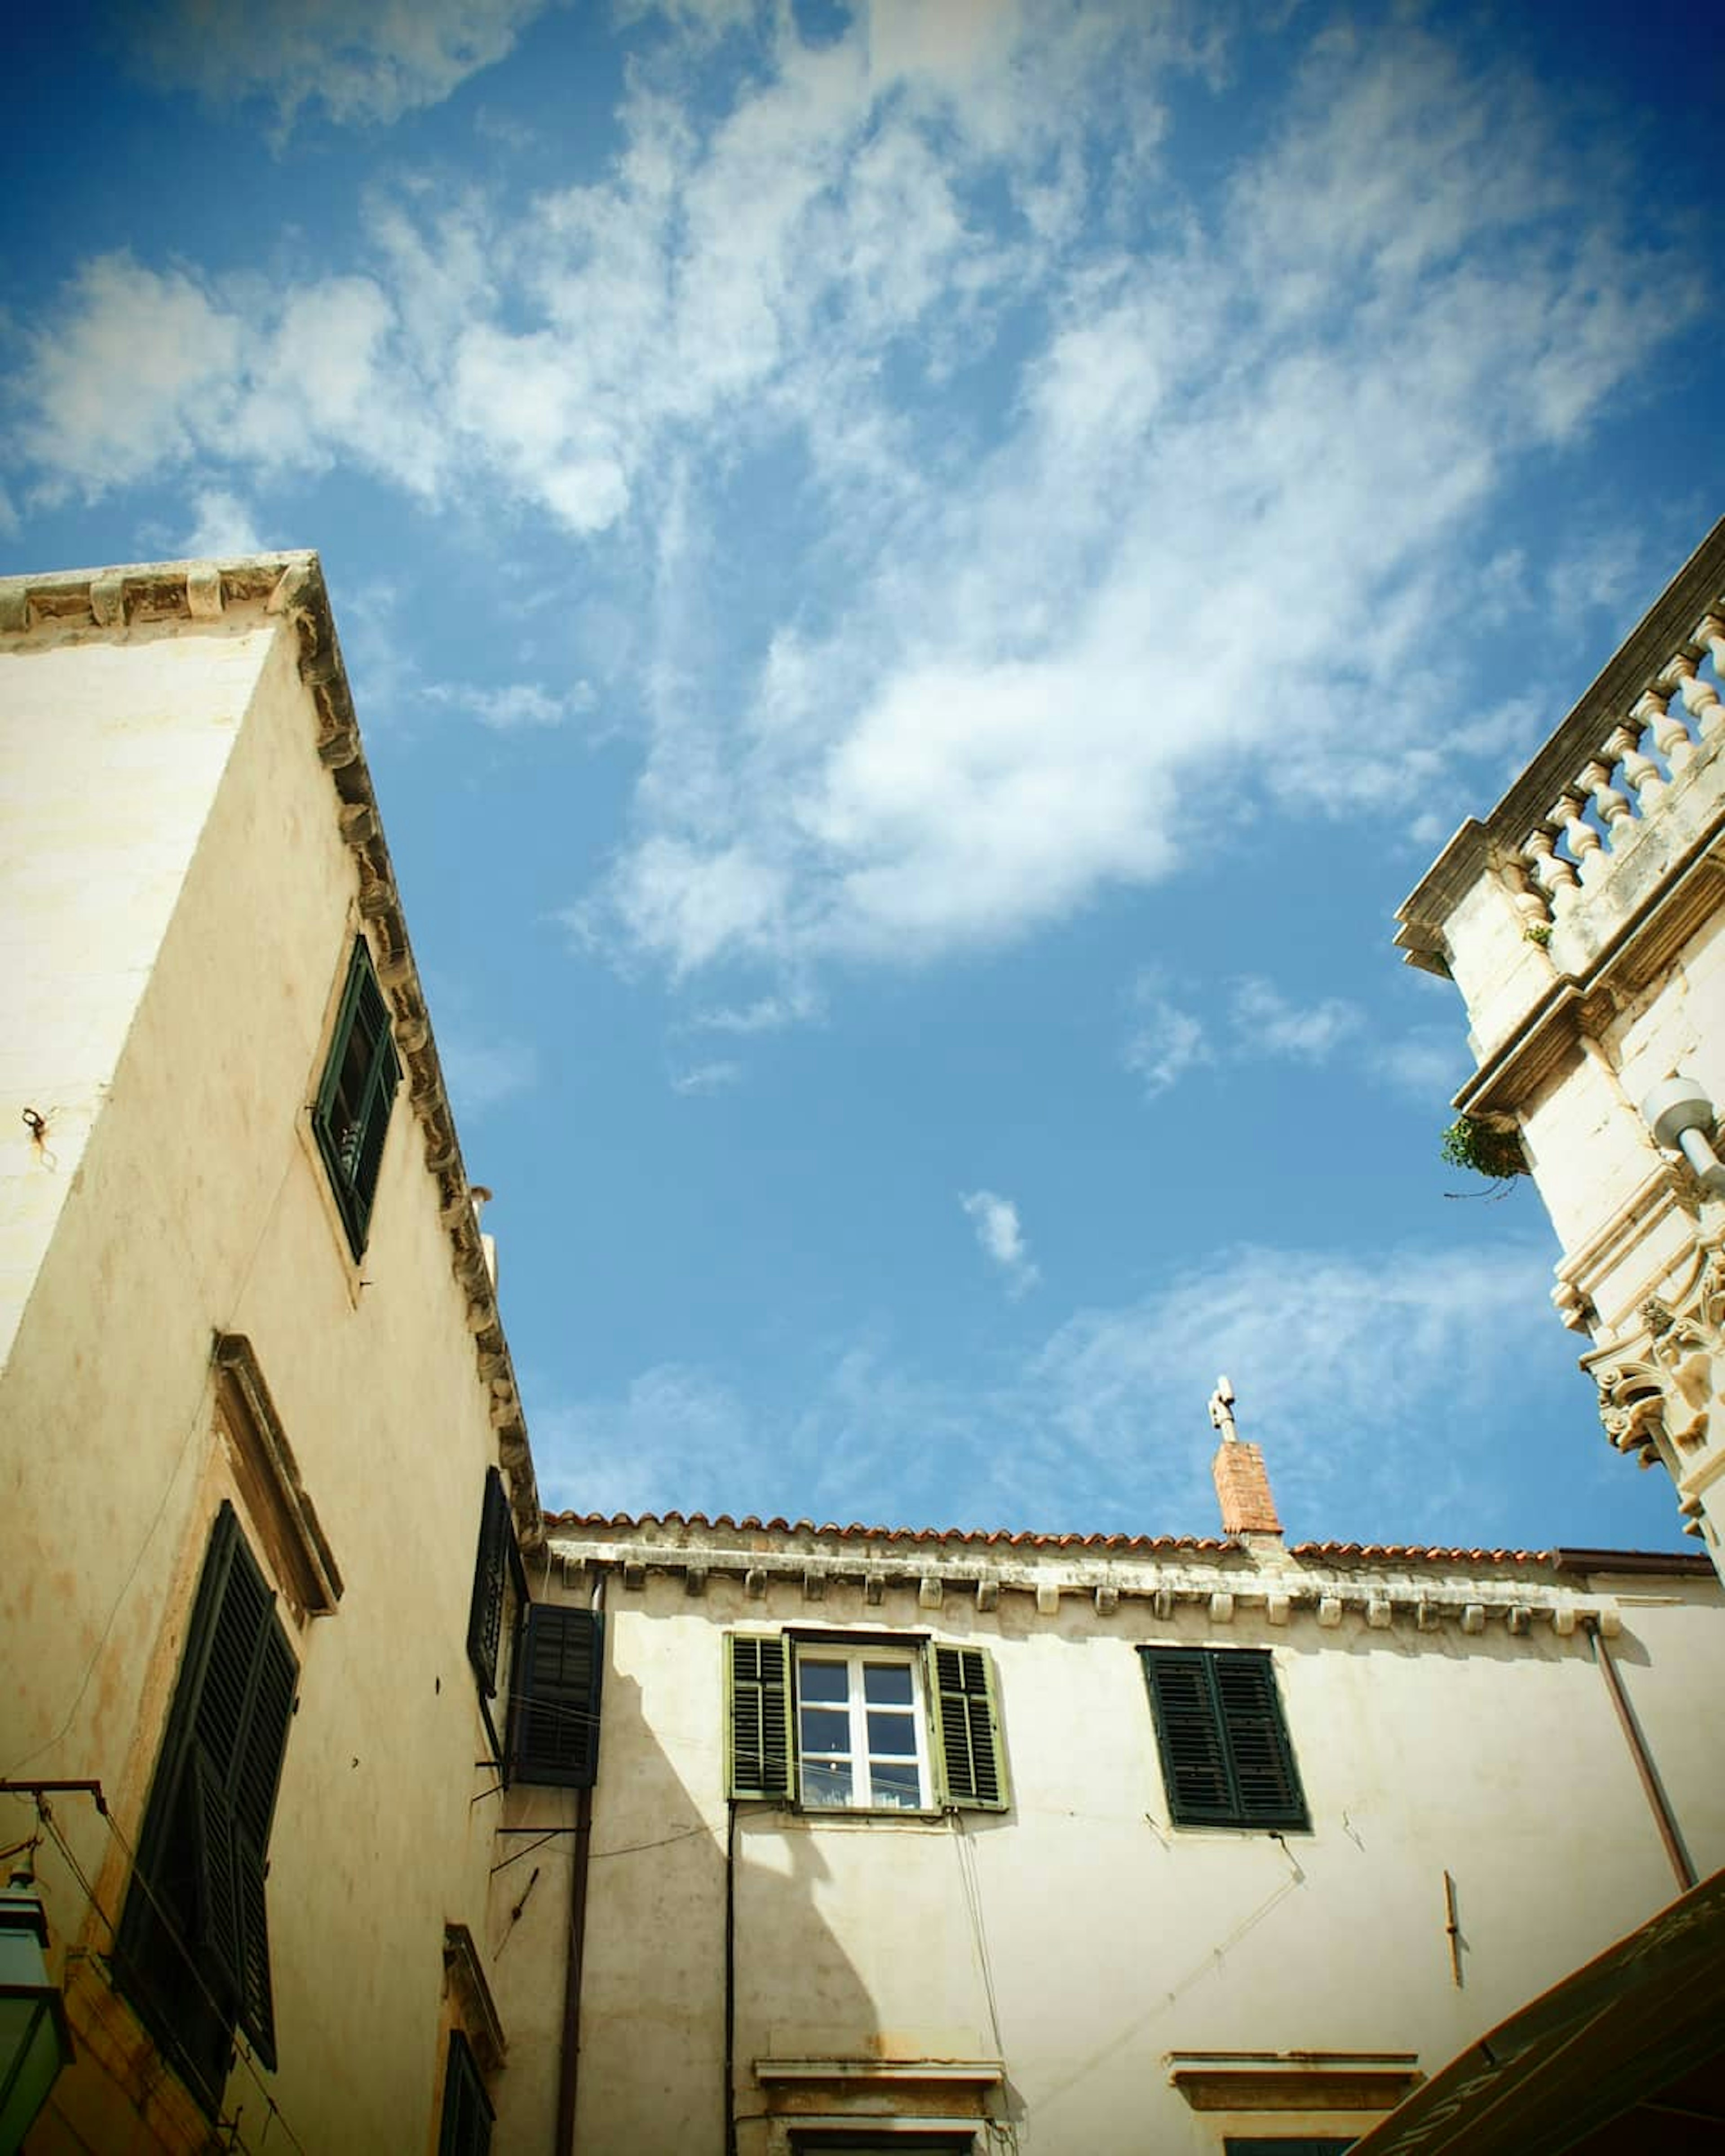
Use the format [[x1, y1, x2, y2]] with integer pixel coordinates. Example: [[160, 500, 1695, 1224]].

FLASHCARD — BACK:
[[531, 1237, 1568, 1543], [180, 488, 265, 558], [131, 0, 556, 133], [686, 986, 822, 1034], [960, 1189, 1039, 1297], [669, 1058, 742, 1095], [1230, 977, 1363, 1063], [1123, 975, 1212, 1101], [438, 1030, 539, 1117], [423, 679, 595, 732]]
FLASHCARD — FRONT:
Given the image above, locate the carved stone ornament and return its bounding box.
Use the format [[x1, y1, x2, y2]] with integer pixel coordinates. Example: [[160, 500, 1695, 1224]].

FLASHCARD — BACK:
[[1585, 1238, 1725, 1461]]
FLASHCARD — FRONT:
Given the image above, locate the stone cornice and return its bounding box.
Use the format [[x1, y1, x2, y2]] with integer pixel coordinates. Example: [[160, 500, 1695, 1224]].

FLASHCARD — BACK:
[[0, 553, 542, 1550], [545, 1524, 1688, 1642]]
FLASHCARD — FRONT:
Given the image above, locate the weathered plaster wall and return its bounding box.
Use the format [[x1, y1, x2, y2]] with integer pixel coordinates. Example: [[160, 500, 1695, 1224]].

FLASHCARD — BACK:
[[490, 1534, 1725, 2156], [0, 603, 518, 2153]]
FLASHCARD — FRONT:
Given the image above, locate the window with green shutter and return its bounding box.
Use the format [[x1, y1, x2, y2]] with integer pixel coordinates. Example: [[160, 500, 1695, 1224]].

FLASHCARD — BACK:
[[114, 1503, 298, 2113], [511, 1605, 604, 1787], [1141, 1647, 1307, 1831], [311, 936, 400, 1259], [437, 2029, 495, 2156], [467, 1468, 527, 1776], [725, 1635, 1008, 1815]]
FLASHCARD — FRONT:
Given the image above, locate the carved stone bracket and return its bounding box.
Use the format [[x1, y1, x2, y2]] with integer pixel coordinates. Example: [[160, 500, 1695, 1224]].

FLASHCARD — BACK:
[[1584, 1236, 1725, 1462]]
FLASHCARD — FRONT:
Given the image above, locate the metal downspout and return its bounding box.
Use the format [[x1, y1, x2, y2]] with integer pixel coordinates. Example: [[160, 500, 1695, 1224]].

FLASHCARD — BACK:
[[1588, 1617, 1696, 1892], [557, 1565, 606, 2155]]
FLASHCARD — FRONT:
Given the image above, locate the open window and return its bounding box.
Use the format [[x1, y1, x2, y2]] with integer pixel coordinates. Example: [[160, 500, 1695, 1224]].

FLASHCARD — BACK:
[[310, 935, 400, 1259], [726, 1635, 1008, 1813]]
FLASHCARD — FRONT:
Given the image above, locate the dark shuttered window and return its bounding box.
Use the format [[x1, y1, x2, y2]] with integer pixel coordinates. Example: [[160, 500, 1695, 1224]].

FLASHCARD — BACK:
[[726, 1635, 795, 1801], [310, 936, 400, 1259], [1141, 1647, 1307, 1831], [466, 1469, 514, 1699], [512, 1606, 604, 1787], [115, 1503, 297, 2112], [924, 1644, 1010, 1812], [437, 2030, 495, 2156]]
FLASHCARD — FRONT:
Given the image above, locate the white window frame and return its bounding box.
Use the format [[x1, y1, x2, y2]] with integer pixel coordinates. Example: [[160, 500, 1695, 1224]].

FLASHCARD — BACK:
[[793, 1645, 934, 1813]]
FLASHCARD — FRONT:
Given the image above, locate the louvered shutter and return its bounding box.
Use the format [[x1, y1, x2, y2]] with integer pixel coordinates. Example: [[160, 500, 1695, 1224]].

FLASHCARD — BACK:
[[726, 1635, 794, 1800], [467, 1470, 513, 1697], [513, 1606, 604, 1787], [312, 938, 400, 1256], [924, 1645, 1010, 1812], [1142, 1649, 1234, 1824], [437, 2030, 494, 2156], [1142, 1648, 1307, 1831], [1213, 1652, 1307, 1829]]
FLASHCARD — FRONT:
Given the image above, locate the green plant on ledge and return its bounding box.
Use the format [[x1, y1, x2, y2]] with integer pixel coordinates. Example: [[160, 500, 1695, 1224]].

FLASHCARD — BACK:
[[1523, 920, 1552, 947], [1440, 1115, 1528, 1182]]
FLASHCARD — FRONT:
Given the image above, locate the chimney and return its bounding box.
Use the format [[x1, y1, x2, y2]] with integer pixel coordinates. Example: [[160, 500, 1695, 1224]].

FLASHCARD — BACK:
[[1212, 1440, 1282, 1539]]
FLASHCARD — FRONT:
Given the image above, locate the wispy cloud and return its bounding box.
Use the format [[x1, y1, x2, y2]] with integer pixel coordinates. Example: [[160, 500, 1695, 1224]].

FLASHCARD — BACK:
[[960, 1188, 1039, 1298], [531, 1237, 1566, 1544], [422, 679, 596, 732], [669, 1058, 742, 1095], [439, 1030, 539, 1118], [1123, 968, 1464, 1105], [180, 487, 265, 558], [128, 0, 556, 134], [686, 986, 822, 1035]]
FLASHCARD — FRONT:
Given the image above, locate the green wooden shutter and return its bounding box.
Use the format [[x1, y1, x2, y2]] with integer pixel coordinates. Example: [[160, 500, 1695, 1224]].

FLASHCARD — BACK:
[[1213, 1652, 1307, 1829], [116, 1503, 297, 2098], [1142, 1649, 1307, 1831], [726, 1635, 794, 1801], [467, 1470, 513, 1697], [312, 938, 400, 1257], [513, 1606, 604, 1787], [438, 2030, 495, 2156], [1142, 1648, 1235, 1825], [924, 1645, 1010, 1812]]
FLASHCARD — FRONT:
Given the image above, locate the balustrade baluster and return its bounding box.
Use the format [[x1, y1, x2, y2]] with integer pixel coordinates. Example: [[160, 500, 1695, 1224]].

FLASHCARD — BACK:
[[1579, 755, 1633, 854], [1669, 652, 1724, 742], [1523, 828, 1579, 912], [1549, 792, 1603, 884], [1499, 856, 1552, 933], [1604, 721, 1662, 815], [1639, 683, 1694, 776]]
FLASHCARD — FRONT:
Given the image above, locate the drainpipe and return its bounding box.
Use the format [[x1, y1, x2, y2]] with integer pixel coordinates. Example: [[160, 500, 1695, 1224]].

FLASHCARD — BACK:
[[557, 1565, 606, 2155], [1587, 1617, 1696, 1892]]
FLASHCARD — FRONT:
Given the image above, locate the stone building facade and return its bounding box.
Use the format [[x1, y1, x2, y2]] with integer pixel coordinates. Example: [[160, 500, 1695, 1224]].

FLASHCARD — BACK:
[[1396, 519, 1725, 1571]]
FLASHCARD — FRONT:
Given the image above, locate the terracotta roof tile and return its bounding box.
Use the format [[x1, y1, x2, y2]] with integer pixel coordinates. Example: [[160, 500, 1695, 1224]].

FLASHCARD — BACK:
[[543, 1508, 1236, 1553]]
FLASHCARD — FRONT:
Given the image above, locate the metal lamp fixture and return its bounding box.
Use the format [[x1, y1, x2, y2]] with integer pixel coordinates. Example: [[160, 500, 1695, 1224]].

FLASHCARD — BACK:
[[1640, 1076, 1725, 1200], [0, 1860, 74, 2155]]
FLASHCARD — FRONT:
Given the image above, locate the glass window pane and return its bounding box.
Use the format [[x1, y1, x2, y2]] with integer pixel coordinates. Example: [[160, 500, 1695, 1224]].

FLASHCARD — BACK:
[[800, 1708, 850, 1754], [799, 1661, 848, 1703], [867, 1710, 916, 1755], [802, 1760, 853, 1807], [869, 1762, 923, 1808], [863, 1664, 913, 1705]]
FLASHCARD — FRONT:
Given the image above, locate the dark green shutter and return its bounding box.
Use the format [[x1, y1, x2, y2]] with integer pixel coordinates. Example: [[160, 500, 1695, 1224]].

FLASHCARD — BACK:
[[924, 1645, 1010, 1812], [512, 1607, 604, 1787], [438, 2030, 494, 2156], [311, 937, 400, 1258], [726, 1635, 794, 1800], [116, 1502, 298, 2100], [467, 1470, 513, 1697], [1142, 1648, 1306, 1831]]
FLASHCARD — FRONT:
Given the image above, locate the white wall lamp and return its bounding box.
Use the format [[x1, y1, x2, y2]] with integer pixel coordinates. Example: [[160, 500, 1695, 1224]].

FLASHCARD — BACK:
[[0, 1856, 74, 2153], [1641, 1075, 1725, 1200]]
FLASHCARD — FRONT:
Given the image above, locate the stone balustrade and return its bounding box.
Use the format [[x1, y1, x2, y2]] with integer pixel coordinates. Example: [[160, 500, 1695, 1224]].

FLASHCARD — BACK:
[[1508, 608, 1724, 929], [1396, 519, 1725, 1005]]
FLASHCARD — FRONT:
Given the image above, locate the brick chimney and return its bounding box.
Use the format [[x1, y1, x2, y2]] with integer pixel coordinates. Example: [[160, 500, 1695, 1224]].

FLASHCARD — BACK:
[[1212, 1440, 1282, 1539]]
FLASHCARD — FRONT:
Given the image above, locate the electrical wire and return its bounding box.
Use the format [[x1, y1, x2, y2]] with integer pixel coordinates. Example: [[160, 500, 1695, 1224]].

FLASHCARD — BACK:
[[37, 1794, 311, 2156]]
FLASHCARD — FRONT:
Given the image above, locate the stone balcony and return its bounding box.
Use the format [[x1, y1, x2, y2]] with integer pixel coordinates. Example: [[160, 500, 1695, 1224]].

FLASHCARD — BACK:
[[1396, 518, 1725, 1088]]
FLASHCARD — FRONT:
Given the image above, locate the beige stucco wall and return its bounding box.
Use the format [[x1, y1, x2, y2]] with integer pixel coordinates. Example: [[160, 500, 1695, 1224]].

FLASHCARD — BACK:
[[0, 597, 522, 2152], [495, 1533, 1725, 2156]]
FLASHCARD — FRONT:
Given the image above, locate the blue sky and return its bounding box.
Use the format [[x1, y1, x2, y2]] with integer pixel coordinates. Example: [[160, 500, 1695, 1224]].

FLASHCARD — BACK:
[[4, 0, 1718, 1550]]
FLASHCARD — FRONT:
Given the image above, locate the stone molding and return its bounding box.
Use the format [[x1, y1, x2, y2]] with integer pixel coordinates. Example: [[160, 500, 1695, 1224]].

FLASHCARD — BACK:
[[1584, 1233, 1725, 1507], [0, 554, 542, 1548], [549, 1534, 1636, 1643]]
